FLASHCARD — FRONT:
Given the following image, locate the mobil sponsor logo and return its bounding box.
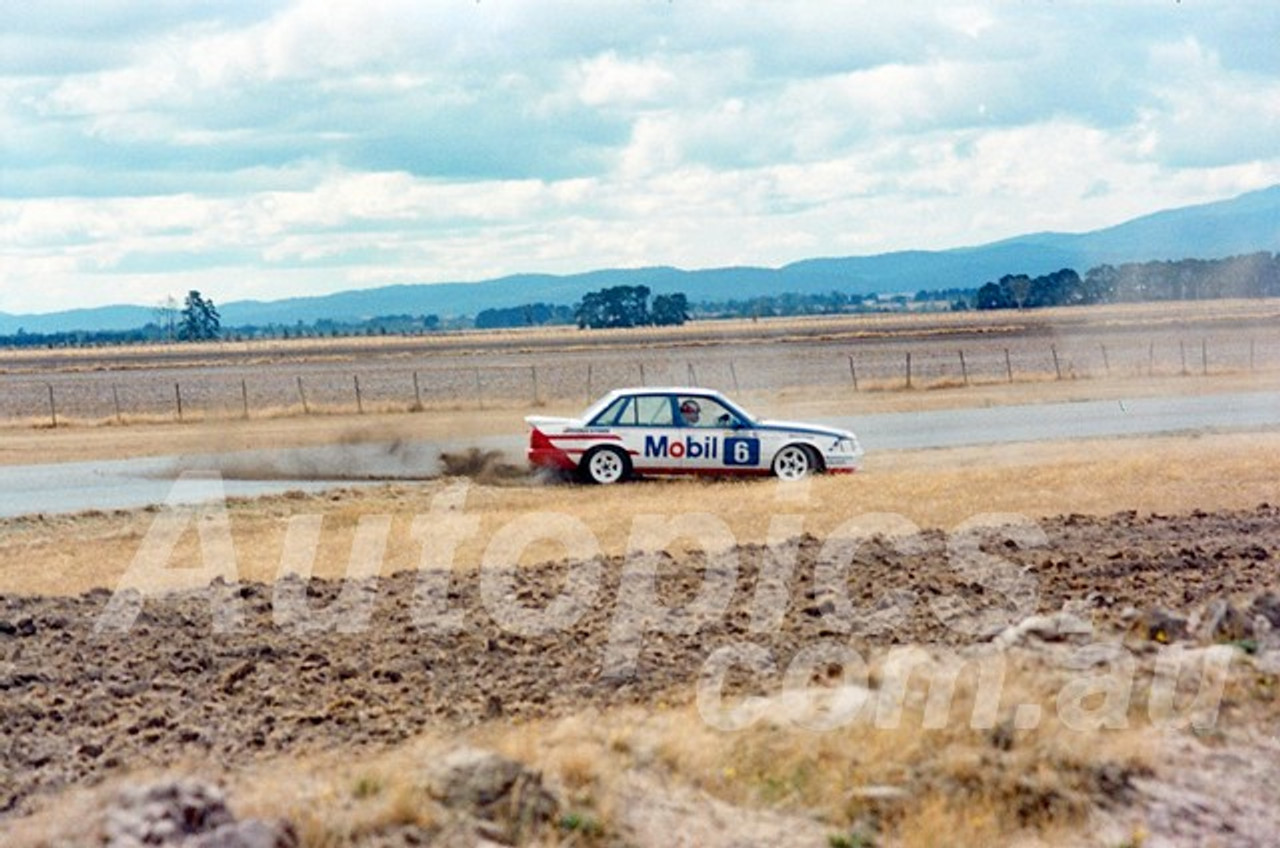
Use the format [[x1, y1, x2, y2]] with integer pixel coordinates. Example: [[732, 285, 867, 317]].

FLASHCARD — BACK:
[[643, 433, 719, 460]]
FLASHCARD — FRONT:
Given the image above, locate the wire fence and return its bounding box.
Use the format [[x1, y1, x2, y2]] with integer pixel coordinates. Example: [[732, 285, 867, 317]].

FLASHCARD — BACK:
[[2, 333, 1276, 427]]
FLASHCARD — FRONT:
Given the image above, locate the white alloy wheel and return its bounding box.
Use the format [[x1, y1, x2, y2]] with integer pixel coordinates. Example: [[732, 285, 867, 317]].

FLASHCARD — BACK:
[[772, 445, 814, 481], [584, 446, 628, 484]]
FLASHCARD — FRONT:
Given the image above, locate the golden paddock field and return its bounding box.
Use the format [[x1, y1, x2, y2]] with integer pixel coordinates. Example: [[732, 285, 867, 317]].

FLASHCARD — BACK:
[[2, 302, 1280, 847]]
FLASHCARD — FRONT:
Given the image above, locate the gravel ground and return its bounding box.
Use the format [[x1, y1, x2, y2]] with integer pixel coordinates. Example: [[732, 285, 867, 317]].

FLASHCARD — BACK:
[[2, 504, 1278, 828]]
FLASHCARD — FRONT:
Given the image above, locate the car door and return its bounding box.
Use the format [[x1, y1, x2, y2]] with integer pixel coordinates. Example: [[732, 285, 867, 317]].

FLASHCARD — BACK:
[[619, 393, 679, 473], [704, 397, 765, 473], [673, 394, 764, 473]]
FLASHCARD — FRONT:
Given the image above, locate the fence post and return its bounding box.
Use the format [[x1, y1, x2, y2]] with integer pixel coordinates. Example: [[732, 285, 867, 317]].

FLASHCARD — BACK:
[[1179, 341, 1188, 376], [531, 365, 540, 405], [958, 350, 968, 386], [1051, 346, 1062, 380], [587, 363, 593, 401], [174, 382, 183, 421], [639, 362, 646, 385], [297, 376, 310, 414], [1148, 341, 1155, 377], [905, 352, 913, 389], [47, 383, 57, 428], [474, 367, 483, 410], [241, 379, 249, 419], [1004, 348, 1013, 383], [354, 374, 364, 414], [687, 361, 696, 384], [1201, 339, 1208, 376], [412, 371, 422, 411], [847, 355, 858, 391], [730, 360, 740, 392], [1100, 344, 1110, 376], [113, 385, 123, 424]]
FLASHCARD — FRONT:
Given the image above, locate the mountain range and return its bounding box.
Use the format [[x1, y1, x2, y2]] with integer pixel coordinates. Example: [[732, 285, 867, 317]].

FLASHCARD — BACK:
[[4, 184, 1278, 334]]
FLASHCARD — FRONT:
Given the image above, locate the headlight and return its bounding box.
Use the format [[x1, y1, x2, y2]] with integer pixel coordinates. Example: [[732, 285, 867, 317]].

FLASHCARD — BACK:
[[835, 438, 856, 454]]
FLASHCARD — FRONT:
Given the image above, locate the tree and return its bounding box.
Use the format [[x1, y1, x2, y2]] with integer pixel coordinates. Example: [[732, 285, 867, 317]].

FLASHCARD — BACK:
[[574, 285, 653, 329], [153, 296, 179, 342], [1003, 274, 1032, 309], [1083, 264, 1118, 304], [475, 303, 573, 329], [975, 281, 1014, 310], [1026, 268, 1084, 307], [651, 293, 689, 326], [178, 290, 221, 341]]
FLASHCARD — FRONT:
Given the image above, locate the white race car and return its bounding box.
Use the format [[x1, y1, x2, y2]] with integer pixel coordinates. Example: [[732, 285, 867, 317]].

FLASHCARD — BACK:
[[527, 387, 862, 484]]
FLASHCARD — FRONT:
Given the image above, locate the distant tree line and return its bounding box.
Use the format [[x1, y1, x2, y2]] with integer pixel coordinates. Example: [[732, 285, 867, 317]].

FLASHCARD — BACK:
[[974, 252, 1280, 310], [236, 313, 442, 340], [474, 302, 574, 329], [0, 309, 443, 349], [694, 290, 870, 319], [975, 269, 1097, 310], [0, 326, 170, 348]]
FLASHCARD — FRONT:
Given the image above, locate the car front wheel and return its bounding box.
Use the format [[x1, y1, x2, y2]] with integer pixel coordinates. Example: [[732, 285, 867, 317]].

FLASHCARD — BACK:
[[772, 445, 816, 481], [582, 446, 630, 485]]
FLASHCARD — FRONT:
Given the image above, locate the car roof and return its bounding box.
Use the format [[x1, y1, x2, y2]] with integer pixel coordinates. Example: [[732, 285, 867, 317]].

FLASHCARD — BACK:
[[605, 386, 728, 398]]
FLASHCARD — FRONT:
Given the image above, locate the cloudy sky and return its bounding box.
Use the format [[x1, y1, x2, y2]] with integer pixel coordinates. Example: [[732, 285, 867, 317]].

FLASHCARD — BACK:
[[2, 1, 1279, 315]]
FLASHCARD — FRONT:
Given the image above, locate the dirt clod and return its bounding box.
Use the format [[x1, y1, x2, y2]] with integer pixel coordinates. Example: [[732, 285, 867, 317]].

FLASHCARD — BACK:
[[104, 779, 296, 848], [425, 747, 558, 843]]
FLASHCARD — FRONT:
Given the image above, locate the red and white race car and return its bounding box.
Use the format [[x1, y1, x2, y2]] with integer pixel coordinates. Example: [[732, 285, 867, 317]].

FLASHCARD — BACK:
[[526, 387, 863, 484]]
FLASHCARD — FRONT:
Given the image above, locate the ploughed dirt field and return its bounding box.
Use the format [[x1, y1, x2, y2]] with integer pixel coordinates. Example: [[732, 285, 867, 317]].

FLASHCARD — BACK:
[[3, 502, 1280, 846]]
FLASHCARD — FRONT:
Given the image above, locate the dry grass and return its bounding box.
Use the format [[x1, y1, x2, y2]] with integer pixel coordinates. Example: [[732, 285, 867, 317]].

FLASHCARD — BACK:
[[0, 747, 447, 848], [409, 645, 1156, 846]]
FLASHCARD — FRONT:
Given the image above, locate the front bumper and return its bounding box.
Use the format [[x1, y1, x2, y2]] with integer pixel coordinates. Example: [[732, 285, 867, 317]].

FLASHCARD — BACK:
[[823, 452, 863, 474]]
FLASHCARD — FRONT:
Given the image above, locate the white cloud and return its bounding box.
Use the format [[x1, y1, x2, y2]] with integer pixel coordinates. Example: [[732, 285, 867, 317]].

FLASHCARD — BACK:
[[577, 51, 676, 107], [2, 1, 1279, 314]]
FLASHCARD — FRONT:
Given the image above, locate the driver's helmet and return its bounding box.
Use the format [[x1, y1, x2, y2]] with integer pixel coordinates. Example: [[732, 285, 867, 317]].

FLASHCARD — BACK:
[[679, 398, 701, 424]]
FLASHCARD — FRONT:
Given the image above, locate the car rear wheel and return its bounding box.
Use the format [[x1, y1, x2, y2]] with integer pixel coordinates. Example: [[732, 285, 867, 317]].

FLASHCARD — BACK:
[[582, 446, 630, 485], [772, 444, 816, 481]]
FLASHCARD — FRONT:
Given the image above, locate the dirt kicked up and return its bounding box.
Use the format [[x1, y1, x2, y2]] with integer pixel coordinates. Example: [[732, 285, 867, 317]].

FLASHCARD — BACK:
[[2, 504, 1279, 830]]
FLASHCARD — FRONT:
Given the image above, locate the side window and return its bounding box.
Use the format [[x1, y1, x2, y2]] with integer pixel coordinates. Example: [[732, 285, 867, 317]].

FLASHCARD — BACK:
[[634, 395, 674, 426], [589, 396, 630, 426], [678, 397, 738, 428], [701, 399, 739, 428]]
